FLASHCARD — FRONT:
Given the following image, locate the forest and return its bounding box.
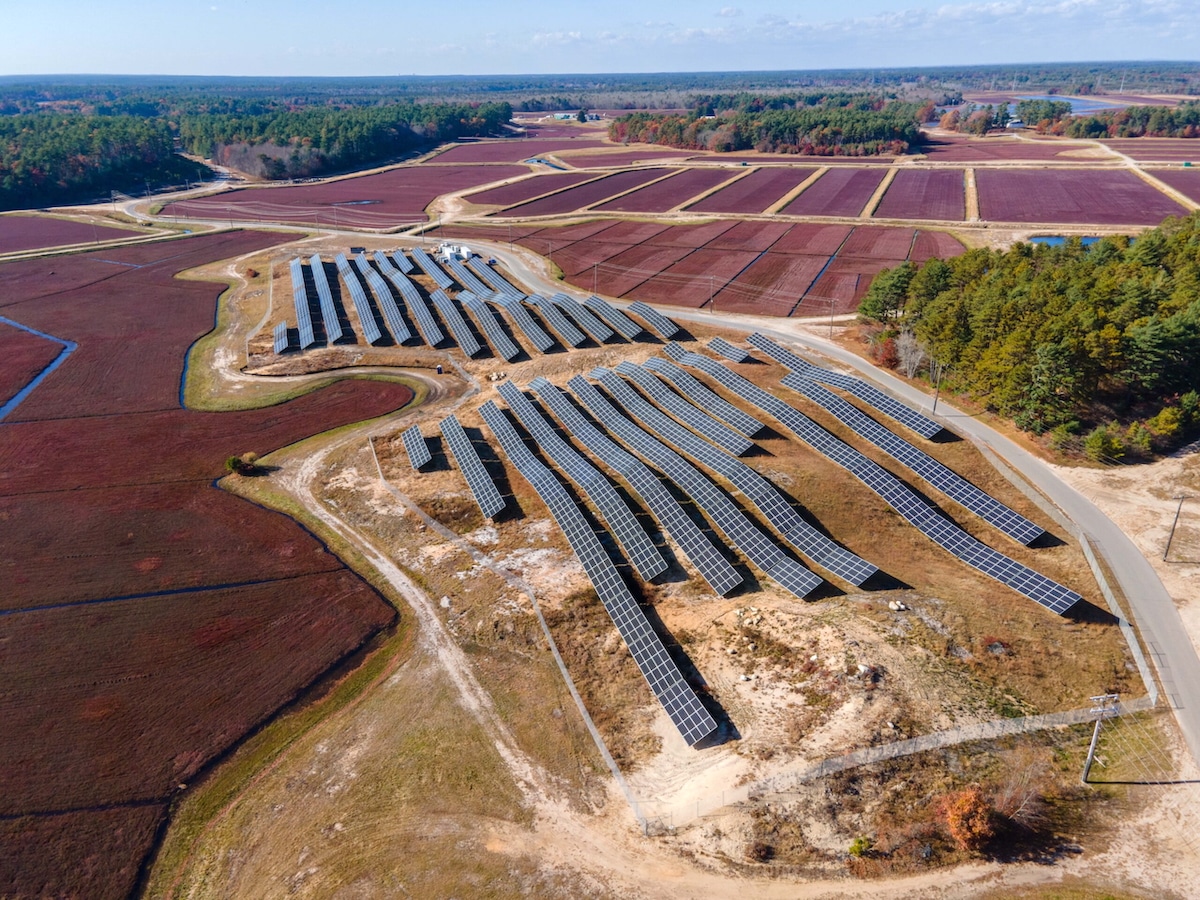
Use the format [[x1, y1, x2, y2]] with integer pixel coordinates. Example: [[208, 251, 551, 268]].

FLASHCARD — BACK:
[[1063, 101, 1200, 138], [609, 94, 928, 155], [859, 213, 1200, 461]]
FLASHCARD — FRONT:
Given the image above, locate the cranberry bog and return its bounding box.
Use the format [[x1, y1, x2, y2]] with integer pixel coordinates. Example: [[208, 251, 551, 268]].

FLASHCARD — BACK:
[[0, 322, 62, 410], [874, 169, 966, 221], [163, 164, 526, 228], [0, 231, 413, 898], [1151, 168, 1200, 204], [779, 167, 888, 217], [0, 214, 145, 254], [710, 253, 830, 315], [1104, 139, 1200, 162], [918, 135, 1101, 162], [624, 247, 759, 308], [562, 149, 695, 168], [464, 171, 599, 207], [975, 169, 1188, 224], [427, 138, 606, 163], [493, 168, 670, 217], [686, 166, 817, 214], [593, 167, 740, 213]]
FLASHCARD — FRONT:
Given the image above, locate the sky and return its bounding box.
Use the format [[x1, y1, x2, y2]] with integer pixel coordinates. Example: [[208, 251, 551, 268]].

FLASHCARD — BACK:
[[2, 0, 1196, 77]]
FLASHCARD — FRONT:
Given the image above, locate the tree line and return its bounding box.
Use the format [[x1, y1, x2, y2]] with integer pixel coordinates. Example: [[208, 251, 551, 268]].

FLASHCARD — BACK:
[[859, 213, 1200, 461], [609, 95, 928, 156]]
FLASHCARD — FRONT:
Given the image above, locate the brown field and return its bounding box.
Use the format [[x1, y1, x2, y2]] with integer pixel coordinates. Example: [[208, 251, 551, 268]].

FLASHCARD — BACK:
[[768, 222, 853, 255], [586, 243, 696, 295], [0, 213, 145, 254], [463, 171, 599, 206], [163, 165, 527, 227], [705, 220, 793, 251], [686, 166, 817, 214], [563, 149, 695, 167], [710, 253, 829, 315], [910, 230, 968, 262], [594, 167, 740, 212], [780, 167, 888, 217], [624, 247, 759, 308], [494, 169, 670, 217], [0, 232, 414, 898], [976, 169, 1188, 224], [0, 322, 62, 410], [841, 225, 916, 260], [427, 138, 607, 163], [542, 239, 635, 278]]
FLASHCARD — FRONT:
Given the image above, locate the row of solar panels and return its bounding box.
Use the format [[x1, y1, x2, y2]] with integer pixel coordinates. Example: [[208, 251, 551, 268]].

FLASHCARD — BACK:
[[274, 251, 680, 358]]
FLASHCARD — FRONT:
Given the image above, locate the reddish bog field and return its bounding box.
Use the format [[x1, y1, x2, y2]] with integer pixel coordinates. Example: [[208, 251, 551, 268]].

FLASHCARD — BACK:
[[464, 171, 599, 206], [594, 167, 739, 213], [0, 322, 62, 410], [686, 166, 817, 214], [164, 164, 526, 227], [625, 248, 759, 308], [711, 253, 829, 315], [975, 169, 1188, 224], [780, 167, 888, 217], [1103, 139, 1200, 162], [918, 135, 1101, 162], [0, 231, 413, 898], [1151, 168, 1200, 204], [0, 214, 144, 254], [494, 168, 670, 217], [874, 169, 966, 221], [427, 138, 606, 163], [562, 149, 695, 167]]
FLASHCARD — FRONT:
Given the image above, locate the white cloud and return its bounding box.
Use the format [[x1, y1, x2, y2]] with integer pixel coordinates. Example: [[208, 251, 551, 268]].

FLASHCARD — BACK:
[[717, 6, 742, 17]]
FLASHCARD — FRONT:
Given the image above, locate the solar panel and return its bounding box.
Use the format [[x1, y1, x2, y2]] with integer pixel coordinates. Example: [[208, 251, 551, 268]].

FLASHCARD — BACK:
[[402, 424, 432, 470], [566, 375, 824, 600], [709, 336, 751, 363], [307, 254, 344, 344], [497, 381, 667, 581], [643, 357, 764, 437], [479, 400, 718, 747], [460, 292, 520, 361], [529, 377, 742, 596], [440, 414, 506, 519], [550, 293, 614, 342], [442, 254, 493, 296], [583, 295, 643, 340], [495, 294, 555, 352], [782, 372, 1045, 545], [467, 257, 523, 299], [391, 250, 414, 274], [527, 295, 586, 347], [628, 301, 680, 339], [593, 368, 877, 587], [335, 254, 384, 345], [747, 333, 944, 439], [273, 320, 290, 354], [289, 257, 316, 349], [430, 290, 482, 357], [372, 252, 437, 346], [674, 351, 1080, 614], [411, 247, 455, 289], [614, 361, 755, 457]]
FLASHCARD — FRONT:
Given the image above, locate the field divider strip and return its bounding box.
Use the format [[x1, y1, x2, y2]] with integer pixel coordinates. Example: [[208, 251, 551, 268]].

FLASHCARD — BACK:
[[964, 167, 979, 221], [1130, 166, 1200, 212], [861, 166, 898, 219], [366, 435, 646, 829], [764, 166, 827, 215]]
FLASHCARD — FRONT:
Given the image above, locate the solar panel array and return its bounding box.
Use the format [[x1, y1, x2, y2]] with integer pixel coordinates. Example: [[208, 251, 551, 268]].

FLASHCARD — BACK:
[[390, 250, 414, 274], [628, 301, 680, 339], [495, 294, 555, 352], [583, 295, 643, 339], [747, 333, 943, 439], [529, 377, 742, 596], [411, 247, 454, 289], [307, 254, 344, 343], [674, 351, 1080, 614], [567, 375, 824, 600], [273, 320, 290, 354], [335, 254, 383, 345], [402, 424, 432, 470], [460, 291, 520, 361], [782, 372, 1046, 545], [527, 295, 586, 347], [497, 381, 667, 581], [479, 400, 718, 747], [595, 367, 877, 587], [373, 251, 439, 346], [441, 254, 492, 296], [430, 290, 482, 357], [643, 357, 764, 437], [614, 361, 755, 457], [467, 257, 523, 299], [709, 336, 751, 363], [550, 293, 614, 342], [289, 257, 316, 349], [440, 414, 506, 519]]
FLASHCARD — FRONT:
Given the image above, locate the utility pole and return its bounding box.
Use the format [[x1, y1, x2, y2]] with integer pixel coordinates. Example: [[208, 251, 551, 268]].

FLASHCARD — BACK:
[[1082, 693, 1120, 784], [932, 360, 946, 415], [1164, 495, 1189, 561], [593, 262, 598, 295], [709, 274, 715, 312]]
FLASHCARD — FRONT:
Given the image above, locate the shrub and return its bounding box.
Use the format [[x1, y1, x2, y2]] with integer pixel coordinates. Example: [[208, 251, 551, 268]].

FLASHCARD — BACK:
[[1082, 423, 1125, 462], [938, 786, 995, 851], [849, 835, 873, 857]]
